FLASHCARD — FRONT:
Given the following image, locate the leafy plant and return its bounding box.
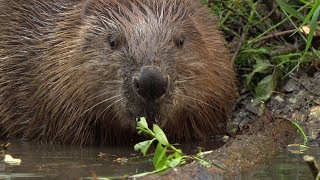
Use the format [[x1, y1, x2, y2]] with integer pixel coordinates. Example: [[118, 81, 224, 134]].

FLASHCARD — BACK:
[[245, 59, 280, 103], [206, 0, 320, 103], [132, 117, 221, 177]]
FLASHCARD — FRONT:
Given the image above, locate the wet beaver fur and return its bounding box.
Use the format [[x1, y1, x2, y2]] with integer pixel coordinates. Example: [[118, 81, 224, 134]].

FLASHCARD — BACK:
[[0, 0, 235, 145]]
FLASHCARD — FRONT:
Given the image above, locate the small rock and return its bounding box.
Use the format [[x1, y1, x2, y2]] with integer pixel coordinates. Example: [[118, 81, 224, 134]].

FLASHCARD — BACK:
[[274, 95, 284, 102], [113, 157, 128, 164], [313, 71, 320, 81], [308, 106, 320, 139], [288, 97, 298, 104], [282, 79, 300, 93], [3, 155, 21, 165], [291, 112, 305, 122], [245, 101, 262, 115], [309, 106, 320, 120], [222, 135, 230, 143]]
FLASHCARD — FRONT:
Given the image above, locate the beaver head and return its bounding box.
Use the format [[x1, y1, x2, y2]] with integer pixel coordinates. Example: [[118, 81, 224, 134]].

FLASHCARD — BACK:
[[0, 0, 235, 145], [76, 0, 235, 141]]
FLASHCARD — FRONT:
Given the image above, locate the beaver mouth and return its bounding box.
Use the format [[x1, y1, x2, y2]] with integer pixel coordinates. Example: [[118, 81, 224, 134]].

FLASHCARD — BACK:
[[135, 102, 160, 125], [126, 97, 166, 125], [128, 65, 169, 125], [144, 102, 160, 124]]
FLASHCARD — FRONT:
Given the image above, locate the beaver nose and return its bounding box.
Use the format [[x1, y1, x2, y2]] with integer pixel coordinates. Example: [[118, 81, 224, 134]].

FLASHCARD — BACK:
[[133, 66, 168, 101]]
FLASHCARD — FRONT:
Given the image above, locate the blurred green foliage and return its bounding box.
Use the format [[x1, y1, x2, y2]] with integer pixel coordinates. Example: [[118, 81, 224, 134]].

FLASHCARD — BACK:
[[204, 0, 320, 103]]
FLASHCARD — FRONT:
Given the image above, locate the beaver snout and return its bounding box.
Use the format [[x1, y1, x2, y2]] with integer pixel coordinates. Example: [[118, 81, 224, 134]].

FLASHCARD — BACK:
[[133, 66, 169, 101]]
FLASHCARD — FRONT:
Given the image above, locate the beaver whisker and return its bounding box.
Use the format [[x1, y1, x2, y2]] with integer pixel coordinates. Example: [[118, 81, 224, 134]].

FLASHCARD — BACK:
[[81, 94, 123, 117], [176, 93, 224, 115], [74, 115, 95, 142], [102, 80, 123, 84], [176, 76, 197, 81], [175, 78, 213, 84], [86, 89, 120, 102], [175, 76, 225, 84], [175, 76, 197, 83], [97, 97, 125, 121]]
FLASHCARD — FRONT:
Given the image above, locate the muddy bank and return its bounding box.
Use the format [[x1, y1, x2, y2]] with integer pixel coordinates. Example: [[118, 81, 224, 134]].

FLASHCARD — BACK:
[[235, 69, 320, 144], [144, 110, 296, 179], [142, 68, 320, 179]]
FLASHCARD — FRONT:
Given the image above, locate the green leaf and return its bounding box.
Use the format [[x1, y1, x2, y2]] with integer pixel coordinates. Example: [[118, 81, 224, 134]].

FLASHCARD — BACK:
[[210, 160, 226, 170], [137, 117, 149, 129], [303, 3, 320, 56], [289, 120, 308, 145], [134, 139, 155, 156], [246, 60, 273, 86], [153, 142, 167, 170], [199, 159, 212, 168], [130, 166, 168, 178], [174, 151, 182, 158], [255, 75, 278, 102], [168, 157, 182, 168], [241, 48, 268, 54], [300, 0, 320, 27], [167, 151, 182, 160], [275, 0, 305, 21], [153, 124, 169, 146]]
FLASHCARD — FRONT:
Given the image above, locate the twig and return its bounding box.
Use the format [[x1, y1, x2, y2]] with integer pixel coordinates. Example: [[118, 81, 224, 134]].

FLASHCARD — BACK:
[[231, 35, 243, 64], [221, 26, 241, 39], [288, 75, 320, 96], [269, 39, 304, 57], [255, 29, 296, 43], [251, 5, 278, 28], [303, 155, 319, 179], [232, 10, 251, 64], [220, 0, 249, 22], [248, 3, 311, 44], [275, 66, 320, 96]]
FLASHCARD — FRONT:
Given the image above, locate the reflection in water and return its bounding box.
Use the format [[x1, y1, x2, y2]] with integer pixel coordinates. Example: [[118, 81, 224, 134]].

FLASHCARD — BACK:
[[0, 138, 318, 179], [243, 147, 319, 180], [0, 140, 152, 179], [0, 138, 223, 179]]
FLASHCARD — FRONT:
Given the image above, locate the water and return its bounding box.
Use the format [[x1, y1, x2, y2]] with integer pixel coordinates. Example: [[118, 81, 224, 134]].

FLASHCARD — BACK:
[[243, 148, 318, 180], [0, 139, 318, 179], [0, 140, 153, 179]]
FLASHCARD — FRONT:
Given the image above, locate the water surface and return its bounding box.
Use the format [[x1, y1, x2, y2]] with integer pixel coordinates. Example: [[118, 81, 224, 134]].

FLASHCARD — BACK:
[[0, 140, 152, 179], [0, 138, 317, 179]]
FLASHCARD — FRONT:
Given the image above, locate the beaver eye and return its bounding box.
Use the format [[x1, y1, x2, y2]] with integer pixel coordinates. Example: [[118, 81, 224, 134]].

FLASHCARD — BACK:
[[177, 38, 184, 47], [176, 37, 185, 48], [176, 37, 184, 48], [108, 36, 117, 49]]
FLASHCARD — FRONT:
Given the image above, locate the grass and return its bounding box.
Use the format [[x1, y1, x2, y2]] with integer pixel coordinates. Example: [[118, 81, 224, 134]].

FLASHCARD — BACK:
[[204, 0, 320, 103]]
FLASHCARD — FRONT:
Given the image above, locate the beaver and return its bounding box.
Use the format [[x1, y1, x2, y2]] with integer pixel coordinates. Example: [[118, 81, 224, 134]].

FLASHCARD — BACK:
[[0, 0, 235, 145]]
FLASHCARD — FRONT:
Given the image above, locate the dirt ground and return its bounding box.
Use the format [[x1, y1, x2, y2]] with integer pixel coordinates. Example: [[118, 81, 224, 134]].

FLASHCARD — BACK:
[[233, 67, 320, 145], [144, 67, 320, 179]]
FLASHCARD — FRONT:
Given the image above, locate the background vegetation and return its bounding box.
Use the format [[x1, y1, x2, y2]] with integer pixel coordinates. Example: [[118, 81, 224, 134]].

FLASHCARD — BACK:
[[204, 0, 320, 103]]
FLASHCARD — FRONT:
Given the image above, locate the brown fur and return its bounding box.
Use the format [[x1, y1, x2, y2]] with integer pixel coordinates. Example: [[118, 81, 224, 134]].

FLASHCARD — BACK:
[[0, 0, 235, 145]]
